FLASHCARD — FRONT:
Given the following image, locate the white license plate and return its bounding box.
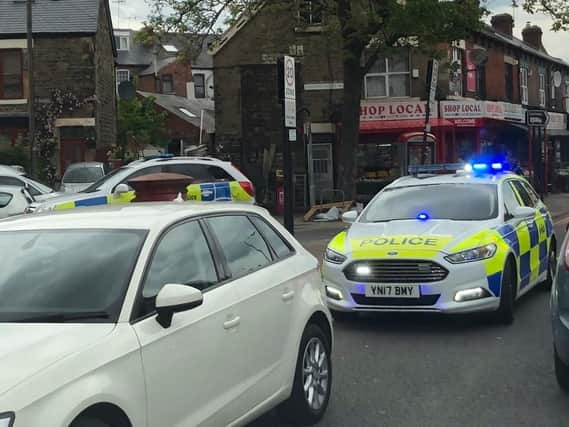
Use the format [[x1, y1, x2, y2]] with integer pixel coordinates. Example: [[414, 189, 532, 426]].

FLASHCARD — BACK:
[[365, 284, 420, 298]]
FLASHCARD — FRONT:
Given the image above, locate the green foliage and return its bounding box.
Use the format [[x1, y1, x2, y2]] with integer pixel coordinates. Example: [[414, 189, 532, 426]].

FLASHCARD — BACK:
[[118, 97, 168, 159], [523, 0, 569, 31], [0, 144, 29, 171]]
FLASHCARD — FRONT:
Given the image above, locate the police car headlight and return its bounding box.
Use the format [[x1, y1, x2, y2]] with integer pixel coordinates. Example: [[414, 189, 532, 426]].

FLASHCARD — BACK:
[[324, 248, 347, 264], [445, 243, 497, 264]]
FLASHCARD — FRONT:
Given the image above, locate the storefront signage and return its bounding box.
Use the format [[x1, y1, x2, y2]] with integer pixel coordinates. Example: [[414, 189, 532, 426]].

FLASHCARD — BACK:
[[503, 103, 524, 122], [441, 101, 483, 119], [546, 112, 566, 131], [484, 101, 505, 120], [360, 100, 438, 122], [526, 110, 550, 127]]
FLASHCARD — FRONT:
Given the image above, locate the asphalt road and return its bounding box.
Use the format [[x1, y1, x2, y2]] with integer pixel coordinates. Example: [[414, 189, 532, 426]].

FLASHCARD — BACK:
[[250, 219, 569, 427]]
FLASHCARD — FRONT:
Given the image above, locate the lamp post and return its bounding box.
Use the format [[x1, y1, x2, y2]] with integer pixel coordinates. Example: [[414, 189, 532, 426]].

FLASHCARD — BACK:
[[26, 0, 35, 176]]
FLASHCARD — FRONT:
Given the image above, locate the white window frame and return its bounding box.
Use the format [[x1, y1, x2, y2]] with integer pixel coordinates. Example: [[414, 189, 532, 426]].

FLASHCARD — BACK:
[[364, 56, 410, 99], [539, 72, 546, 107], [116, 69, 130, 84], [298, 0, 323, 25], [520, 67, 529, 105], [117, 35, 129, 51]]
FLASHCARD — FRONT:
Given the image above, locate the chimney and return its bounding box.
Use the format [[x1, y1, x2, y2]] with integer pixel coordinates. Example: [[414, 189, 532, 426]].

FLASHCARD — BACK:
[[522, 23, 545, 51], [491, 13, 514, 37]]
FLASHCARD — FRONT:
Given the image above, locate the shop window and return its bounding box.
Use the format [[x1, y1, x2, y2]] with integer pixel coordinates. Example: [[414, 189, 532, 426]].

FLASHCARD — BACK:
[[364, 53, 410, 98], [520, 68, 529, 105], [0, 50, 23, 99], [299, 0, 323, 25], [505, 64, 513, 102], [539, 73, 546, 107]]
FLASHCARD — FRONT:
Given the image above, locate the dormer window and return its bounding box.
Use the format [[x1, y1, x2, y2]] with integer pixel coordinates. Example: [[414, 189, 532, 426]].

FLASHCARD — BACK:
[[299, 0, 323, 25], [115, 34, 130, 51]]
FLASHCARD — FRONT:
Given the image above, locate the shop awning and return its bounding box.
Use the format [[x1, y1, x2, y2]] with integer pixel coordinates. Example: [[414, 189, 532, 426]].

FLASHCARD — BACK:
[[360, 118, 454, 133]]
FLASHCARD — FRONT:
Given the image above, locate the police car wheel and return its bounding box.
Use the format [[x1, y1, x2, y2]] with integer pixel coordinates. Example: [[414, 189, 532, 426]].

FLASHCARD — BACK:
[[554, 346, 569, 393], [541, 244, 557, 291], [494, 259, 516, 325], [278, 324, 332, 425]]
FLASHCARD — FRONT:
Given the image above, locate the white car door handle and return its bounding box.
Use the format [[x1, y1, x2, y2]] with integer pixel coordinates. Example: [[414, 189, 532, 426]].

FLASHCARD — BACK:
[[223, 316, 241, 330], [282, 290, 295, 302]]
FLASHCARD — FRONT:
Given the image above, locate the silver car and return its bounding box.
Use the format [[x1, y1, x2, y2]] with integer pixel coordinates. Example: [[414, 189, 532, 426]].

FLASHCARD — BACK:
[[60, 162, 109, 194]]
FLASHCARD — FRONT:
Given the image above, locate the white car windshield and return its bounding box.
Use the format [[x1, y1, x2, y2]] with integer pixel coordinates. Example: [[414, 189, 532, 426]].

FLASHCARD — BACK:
[[83, 167, 132, 193], [63, 166, 105, 184], [0, 229, 146, 323], [361, 183, 499, 222]]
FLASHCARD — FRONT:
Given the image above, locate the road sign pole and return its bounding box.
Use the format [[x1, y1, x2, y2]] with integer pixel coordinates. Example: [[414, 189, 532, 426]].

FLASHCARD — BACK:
[[281, 56, 296, 235]]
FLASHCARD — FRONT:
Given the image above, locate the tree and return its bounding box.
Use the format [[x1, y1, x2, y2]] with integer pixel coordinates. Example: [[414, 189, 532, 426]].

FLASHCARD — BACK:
[[145, 0, 484, 197], [523, 0, 569, 31], [117, 97, 168, 160]]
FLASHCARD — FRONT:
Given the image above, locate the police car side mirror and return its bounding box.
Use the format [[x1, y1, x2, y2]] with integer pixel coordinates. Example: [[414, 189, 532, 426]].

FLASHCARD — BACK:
[[512, 206, 536, 219], [114, 183, 130, 196], [342, 210, 358, 224]]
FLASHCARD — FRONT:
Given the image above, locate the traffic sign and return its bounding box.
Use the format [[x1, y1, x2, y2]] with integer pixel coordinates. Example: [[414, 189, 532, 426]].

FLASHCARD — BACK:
[[526, 110, 550, 127], [427, 59, 439, 106], [285, 98, 296, 128], [284, 55, 296, 100]]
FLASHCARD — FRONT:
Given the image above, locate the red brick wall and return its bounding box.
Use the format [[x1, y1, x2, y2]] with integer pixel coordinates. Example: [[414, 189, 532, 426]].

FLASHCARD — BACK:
[[135, 61, 192, 97], [485, 46, 505, 101]]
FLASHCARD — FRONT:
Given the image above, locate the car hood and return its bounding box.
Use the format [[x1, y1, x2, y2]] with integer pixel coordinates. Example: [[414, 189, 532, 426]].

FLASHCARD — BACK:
[[33, 190, 107, 212], [0, 323, 115, 396], [332, 220, 495, 259], [34, 192, 62, 202]]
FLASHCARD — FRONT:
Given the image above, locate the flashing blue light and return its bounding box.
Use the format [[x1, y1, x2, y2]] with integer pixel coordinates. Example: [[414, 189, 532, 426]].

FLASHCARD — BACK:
[[417, 212, 429, 221], [472, 163, 488, 171], [464, 163, 473, 172], [491, 162, 503, 171]]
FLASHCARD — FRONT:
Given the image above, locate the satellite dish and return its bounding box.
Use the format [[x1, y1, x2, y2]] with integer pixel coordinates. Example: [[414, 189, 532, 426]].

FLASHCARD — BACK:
[[469, 48, 488, 66], [554, 71, 563, 88], [118, 81, 136, 100]]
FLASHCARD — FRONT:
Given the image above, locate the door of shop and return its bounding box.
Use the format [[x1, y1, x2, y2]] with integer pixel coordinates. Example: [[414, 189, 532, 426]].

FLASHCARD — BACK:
[[60, 139, 87, 174], [311, 143, 334, 202]]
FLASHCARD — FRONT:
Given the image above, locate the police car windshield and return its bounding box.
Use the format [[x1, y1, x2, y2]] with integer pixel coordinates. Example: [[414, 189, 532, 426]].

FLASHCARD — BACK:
[[82, 167, 131, 193], [361, 183, 499, 222]]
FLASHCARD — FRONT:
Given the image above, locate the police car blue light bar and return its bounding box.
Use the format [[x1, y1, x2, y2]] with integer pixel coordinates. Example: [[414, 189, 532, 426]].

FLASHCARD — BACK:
[[464, 161, 505, 174], [408, 163, 465, 174]]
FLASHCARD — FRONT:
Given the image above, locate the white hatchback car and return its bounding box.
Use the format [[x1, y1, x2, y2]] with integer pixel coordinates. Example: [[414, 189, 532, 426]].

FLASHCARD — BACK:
[[0, 203, 332, 427], [0, 186, 33, 219]]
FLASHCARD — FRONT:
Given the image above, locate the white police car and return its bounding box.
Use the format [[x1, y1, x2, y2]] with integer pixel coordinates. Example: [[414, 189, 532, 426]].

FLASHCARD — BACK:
[[322, 162, 556, 324], [30, 156, 255, 213]]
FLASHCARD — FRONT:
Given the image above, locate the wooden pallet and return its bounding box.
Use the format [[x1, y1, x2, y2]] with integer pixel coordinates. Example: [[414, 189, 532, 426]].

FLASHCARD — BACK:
[[303, 200, 354, 222]]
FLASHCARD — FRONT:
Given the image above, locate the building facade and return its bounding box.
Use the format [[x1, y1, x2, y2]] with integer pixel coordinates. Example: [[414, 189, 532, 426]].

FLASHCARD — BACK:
[[0, 0, 117, 176], [213, 4, 569, 209]]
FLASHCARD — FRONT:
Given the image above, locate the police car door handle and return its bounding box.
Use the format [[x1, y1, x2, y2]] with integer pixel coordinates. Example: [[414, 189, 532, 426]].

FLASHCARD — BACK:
[[223, 315, 241, 330], [282, 289, 295, 302]]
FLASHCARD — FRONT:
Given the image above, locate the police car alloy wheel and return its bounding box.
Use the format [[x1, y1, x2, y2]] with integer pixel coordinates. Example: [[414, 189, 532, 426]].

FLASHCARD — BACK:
[[279, 324, 332, 425]]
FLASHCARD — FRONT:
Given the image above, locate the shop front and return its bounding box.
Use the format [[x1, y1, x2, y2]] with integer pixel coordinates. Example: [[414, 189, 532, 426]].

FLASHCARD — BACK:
[[357, 100, 452, 203], [546, 112, 569, 192]]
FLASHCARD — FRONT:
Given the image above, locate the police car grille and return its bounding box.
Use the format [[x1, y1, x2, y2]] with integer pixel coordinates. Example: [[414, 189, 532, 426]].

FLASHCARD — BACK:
[[343, 260, 448, 283]]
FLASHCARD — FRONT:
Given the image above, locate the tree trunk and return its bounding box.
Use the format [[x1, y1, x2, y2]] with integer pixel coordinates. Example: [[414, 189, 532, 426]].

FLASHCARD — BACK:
[[337, 56, 363, 201]]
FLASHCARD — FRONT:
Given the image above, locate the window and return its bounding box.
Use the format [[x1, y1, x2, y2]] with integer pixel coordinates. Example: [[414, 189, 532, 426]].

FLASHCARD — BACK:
[[165, 164, 233, 182], [161, 74, 174, 94], [505, 64, 513, 102], [566, 82, 569, 113], [115, 35, 129, 51], [193, 73, 205, 98], [520, 68, 529, 105], [142, 221, 218, 300], [520, 180, 540, 206], [539, 73, 546, 107], [299, 0, 323, 25], [365, 53, 410, 98], [510, 180, 535, 207], [0, 192, 12, 208], [116, 69, 130, 85], [465, 49, 477, 93], [0, 176, 24, 187], [0, 50, 23, 99], [206, 216, 272, 278], [250, 216, 293, 259], [449, 47, 463, 97], [476, 65, 486, 99], [502, 182, 522, 216]]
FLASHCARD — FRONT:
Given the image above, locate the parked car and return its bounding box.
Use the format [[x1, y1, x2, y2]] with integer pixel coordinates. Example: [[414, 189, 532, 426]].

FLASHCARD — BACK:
[[0, 202, 333, 426], [60, 162, 109, 194], [551, 228, 569, 392], [0, 165, 58, 202], [0, 185, 34, 219], [31, 156, 255, 213]]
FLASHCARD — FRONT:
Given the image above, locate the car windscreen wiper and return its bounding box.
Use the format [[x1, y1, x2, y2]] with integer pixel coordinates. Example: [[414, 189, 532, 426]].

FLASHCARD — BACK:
[[10, 311, 110, 323]]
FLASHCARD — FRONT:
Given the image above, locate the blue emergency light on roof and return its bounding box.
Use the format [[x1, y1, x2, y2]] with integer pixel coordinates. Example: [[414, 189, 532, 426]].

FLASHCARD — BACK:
[[408, 163, 464, 174], [463, 161, 505, 175], [417, 212, 429, 221]]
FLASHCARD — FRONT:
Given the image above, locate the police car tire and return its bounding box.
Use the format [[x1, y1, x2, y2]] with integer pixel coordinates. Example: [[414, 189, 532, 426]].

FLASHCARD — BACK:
[[494, 259, 516, 325], [554, 347, 569, 393], [541, 244, 557, 291], [278, 324, 332, 425]]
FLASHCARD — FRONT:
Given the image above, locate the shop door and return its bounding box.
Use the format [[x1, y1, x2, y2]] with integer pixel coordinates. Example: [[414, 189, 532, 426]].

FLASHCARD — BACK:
[[60, 139, 87, 174], [311, 144, 334, 202], [407, 142, 434, 169]]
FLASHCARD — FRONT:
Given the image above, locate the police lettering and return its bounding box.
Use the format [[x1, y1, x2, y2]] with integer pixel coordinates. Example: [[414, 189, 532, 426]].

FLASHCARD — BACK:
[[359, 236, 439, 247]]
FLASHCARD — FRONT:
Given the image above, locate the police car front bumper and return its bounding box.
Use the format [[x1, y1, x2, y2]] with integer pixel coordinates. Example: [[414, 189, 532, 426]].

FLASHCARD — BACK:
[[322, 257, 501, 314]]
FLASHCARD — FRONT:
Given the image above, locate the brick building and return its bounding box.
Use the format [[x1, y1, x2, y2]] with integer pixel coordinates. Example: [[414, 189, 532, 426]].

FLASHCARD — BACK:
[[115, 30, 215, 154], [213, 4, 569, 208], [0, 0, 117, 175]]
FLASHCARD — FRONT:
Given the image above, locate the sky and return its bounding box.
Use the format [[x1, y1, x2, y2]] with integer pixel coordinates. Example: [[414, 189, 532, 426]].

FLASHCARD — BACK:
[[111, 0, 569, 62]]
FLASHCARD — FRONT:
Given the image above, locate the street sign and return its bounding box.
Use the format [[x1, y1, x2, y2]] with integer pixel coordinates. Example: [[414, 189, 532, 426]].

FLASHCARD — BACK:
[[284, 55, 296, 100], [526, 110, 550, 127], [428, 59, 439, 106], [288, 129, 297, 142], [285, 98, 296, 128]]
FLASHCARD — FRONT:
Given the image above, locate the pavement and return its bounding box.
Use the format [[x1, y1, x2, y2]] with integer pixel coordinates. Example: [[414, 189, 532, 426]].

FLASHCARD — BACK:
[[250, 193, 569, 426]]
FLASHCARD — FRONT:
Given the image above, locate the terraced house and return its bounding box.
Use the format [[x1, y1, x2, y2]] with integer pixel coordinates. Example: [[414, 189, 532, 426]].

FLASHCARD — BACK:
[[0, 0, 116, 175]]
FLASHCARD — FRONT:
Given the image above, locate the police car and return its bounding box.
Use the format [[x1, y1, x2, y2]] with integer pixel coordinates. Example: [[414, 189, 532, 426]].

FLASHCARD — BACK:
[[30, 156, 255, 213], [322, 162, 556, 324]]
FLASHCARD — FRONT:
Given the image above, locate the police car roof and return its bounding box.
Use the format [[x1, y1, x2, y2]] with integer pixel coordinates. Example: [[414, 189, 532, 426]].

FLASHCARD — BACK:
[[0, 202, 270, 232], [388, 171, 517, 188]]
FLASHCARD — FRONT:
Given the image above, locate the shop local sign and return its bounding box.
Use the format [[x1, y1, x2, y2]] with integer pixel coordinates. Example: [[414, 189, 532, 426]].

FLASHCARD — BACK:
[[360, 100, 438, 121]]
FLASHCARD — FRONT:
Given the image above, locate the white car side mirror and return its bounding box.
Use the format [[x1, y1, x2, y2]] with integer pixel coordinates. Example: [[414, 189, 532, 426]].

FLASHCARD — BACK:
[[512, 206, 535, 219], [114, 183, 130, 196], [155, 284, 203, 328], [342, 210, 358, 224]]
